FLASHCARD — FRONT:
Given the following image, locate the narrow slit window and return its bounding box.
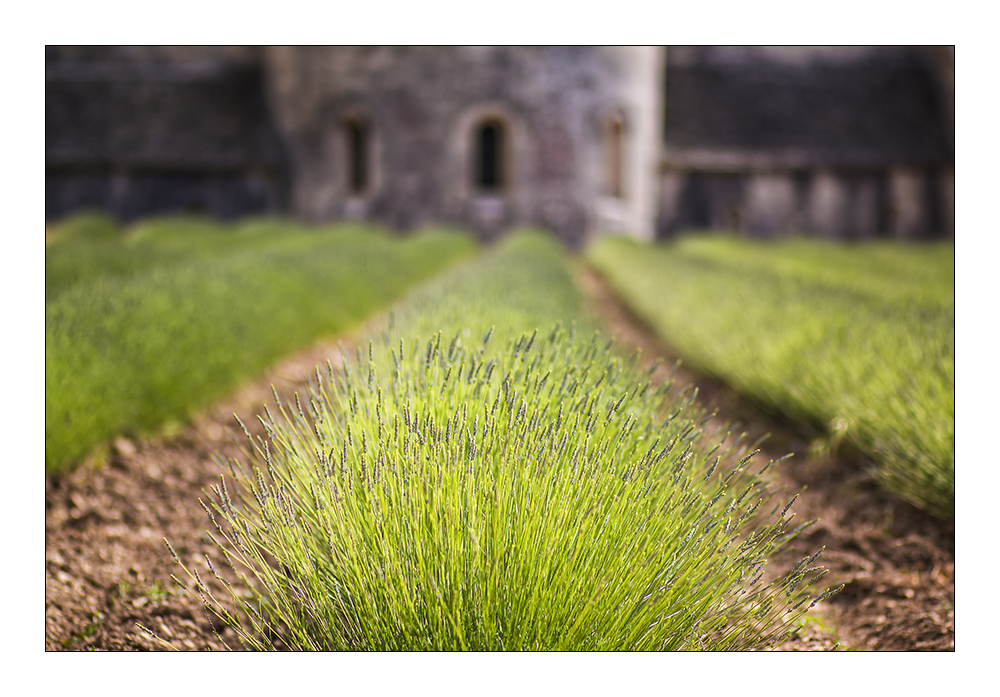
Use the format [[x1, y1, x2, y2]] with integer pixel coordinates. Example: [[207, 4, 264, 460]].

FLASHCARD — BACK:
[[476, 120, 505, 192], [608, 118, 624, 198], [345, 119, 369, 195]]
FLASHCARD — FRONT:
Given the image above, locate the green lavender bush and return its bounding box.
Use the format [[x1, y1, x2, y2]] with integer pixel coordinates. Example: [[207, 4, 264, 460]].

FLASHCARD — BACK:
[[46, 209, 121, 244], [45, 217, 476, 474], [587, 234, 954, 518], [45, 213, 341, 301], [170, 232, 834, 651]]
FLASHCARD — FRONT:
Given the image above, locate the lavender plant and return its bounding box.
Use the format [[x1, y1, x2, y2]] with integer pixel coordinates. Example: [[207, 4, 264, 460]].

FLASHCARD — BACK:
[[169, 232, 834, 650], [45, 219, 475, 474], [587, 234, 954, 518]]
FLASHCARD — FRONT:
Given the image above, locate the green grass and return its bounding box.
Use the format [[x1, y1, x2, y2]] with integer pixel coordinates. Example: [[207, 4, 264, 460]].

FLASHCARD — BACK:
[[586, 234, 955, 518], [170, 231, 835, 651], [45, 215, 477, 474]]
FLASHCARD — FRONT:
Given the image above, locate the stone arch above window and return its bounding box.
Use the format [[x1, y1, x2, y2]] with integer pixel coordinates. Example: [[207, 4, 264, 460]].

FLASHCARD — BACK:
[[447, 103, 527, 208]]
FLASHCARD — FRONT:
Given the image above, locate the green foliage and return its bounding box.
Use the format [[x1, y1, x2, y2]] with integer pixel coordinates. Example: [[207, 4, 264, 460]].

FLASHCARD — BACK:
[[586, 234, 955, 518], [45, 214, 378, 301], [61, 612, 105, 648], [45, 217, 477, 474], [175, 232, 833, 651], [46, 210, 122, 244]]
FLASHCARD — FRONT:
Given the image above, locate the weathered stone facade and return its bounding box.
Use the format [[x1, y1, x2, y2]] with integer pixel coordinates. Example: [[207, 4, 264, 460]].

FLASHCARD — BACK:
[[657, 46, 954, 241], [261, 46, 663, 247], [46, 45, 953, 244], [46, 46, 289, 222]]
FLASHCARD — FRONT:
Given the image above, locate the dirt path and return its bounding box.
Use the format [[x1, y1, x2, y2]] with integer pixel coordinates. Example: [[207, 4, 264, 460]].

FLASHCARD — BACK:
[[576, 263, 954, 651], [45, 267, 954, 651]]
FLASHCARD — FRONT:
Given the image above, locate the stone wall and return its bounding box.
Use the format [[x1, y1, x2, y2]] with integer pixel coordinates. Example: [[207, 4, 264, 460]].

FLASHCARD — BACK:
[[46, 46, 288, 222], [657, 46, 954, 241]]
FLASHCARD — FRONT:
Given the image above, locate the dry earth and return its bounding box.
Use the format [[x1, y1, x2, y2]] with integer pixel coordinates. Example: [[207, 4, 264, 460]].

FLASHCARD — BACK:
[[44, 266, 954, 651]]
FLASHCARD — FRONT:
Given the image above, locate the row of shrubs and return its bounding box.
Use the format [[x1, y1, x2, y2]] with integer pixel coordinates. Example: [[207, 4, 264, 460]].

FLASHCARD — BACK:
[[172, 232, 834, 651], [586, 234, 955, 519], [45, 213, 477, 474]]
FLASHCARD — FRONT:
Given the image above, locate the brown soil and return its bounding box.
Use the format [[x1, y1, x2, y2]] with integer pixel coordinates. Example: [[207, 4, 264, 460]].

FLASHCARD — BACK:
[[45, 267, 955, 651]]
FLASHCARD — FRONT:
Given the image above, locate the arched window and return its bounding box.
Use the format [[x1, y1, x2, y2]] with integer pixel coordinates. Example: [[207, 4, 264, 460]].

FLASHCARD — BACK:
[[607, 117, 624, 198], [344, 118, 369, 195], [475, 119, 505, 193]]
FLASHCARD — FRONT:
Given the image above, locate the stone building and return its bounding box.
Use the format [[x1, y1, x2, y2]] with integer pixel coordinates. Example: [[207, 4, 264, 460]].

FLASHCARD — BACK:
[[264, 46, 664, 247], [46, 45, 953, 245], [46, 45, 665, 248]]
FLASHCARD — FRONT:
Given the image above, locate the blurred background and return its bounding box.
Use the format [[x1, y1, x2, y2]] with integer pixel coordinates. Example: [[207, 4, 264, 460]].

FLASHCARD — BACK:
[[45, 45, 954, 246]]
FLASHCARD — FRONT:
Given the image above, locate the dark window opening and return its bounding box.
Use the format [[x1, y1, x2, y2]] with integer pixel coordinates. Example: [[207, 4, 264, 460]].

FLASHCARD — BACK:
[[476, 120, 505, 192], [345, 119, 369, 195], [608, 118, 624, 198]]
